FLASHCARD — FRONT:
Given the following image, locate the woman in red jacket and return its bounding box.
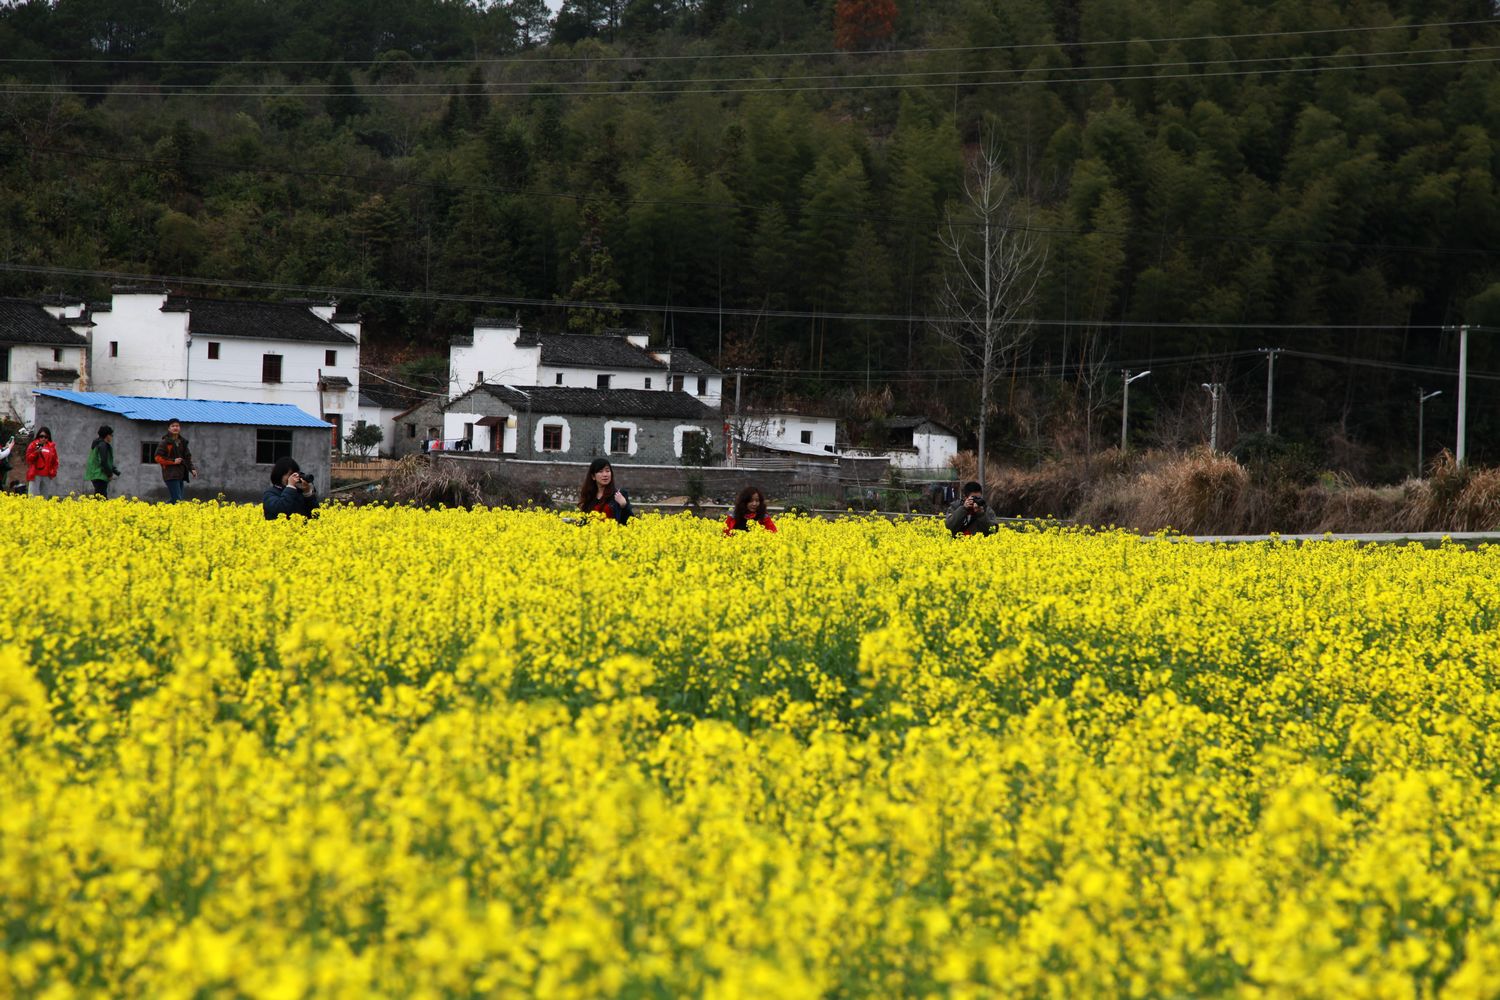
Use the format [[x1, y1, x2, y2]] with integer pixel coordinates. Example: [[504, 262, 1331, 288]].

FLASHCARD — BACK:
[[724, 485, 776, 535], [24, 427, 59, 497]]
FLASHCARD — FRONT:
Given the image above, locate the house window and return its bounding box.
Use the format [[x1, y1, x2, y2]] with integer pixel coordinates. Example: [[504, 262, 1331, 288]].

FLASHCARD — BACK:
[[541, 424, 563, 451], [325, 350, 337, 366], [255, 429, 294, 464], [671, 375, 685, 392], [800, 430, 813, 444], [697, 377, 707, 395], [109, 341, 118, 358], [0, 347, 7, 382], [597, 374, 611, 389], [140, 441, 156, 464], [406, 422, 416, 439], [262, 354, 282, 383], [681, 429, 706, 458], [555, 373, 563, 385], [207, 342, 220, 359], [52, 348, 62, 362], [644, 377, 652, 389], [609, 427, 630, 453]]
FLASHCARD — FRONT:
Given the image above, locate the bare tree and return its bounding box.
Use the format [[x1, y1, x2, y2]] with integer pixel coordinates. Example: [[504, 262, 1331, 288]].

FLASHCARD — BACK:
[[935, 144, 1048, 491]]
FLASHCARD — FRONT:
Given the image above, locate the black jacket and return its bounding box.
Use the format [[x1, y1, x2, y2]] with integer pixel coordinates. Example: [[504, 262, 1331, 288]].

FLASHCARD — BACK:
[[262, 484, 318, 520]]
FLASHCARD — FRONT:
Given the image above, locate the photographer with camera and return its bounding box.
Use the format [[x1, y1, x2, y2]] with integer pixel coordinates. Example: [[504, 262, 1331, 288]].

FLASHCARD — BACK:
[[262, 457, 318, 520], [946, 481, 998, 537]]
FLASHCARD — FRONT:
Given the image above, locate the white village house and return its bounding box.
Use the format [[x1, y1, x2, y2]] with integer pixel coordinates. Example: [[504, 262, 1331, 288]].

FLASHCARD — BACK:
[[449, 319, 723, 408], [737, 409, 842, 456], [0, 298, 89, 424], [87, 289, 362, 451], [870, 416, 960, 473]]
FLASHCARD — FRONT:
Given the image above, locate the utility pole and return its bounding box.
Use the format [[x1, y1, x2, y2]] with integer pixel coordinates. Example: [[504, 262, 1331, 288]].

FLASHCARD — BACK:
[[1418, 387, 1442, 479], [732, 369, 743, 468], [1201, 382, 1224, 452], [1457, 324, 1470, 467], [1121, 369, 1151, 453], [1261, 348, 1280, 435]]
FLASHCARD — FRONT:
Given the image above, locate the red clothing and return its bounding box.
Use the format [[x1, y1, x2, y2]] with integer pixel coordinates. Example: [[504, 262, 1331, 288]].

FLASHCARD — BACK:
[[24, 440, 58, 480], [724, 514, 777, 536]]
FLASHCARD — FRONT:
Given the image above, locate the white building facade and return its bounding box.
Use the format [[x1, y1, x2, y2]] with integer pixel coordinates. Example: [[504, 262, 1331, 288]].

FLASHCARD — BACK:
[[449, 320, 723, 408], [739, 411, 842, 455], [0, 298, 89, 425], [88, 290, 361, 450]]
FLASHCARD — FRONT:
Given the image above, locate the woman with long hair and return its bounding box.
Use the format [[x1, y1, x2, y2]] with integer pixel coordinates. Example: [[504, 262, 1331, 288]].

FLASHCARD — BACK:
[[578, 458, 632, 524], [724, 484, 776, 535], [24, 426, 59, 497]]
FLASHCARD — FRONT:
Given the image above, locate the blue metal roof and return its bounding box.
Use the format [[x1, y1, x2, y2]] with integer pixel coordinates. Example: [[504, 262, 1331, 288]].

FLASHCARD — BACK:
[[34, 390, 331, 428]]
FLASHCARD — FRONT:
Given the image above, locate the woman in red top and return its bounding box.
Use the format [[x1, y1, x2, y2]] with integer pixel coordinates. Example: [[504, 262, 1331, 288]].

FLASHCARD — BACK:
[[24, 427, 59, 497], [724, 485, 776, 535], [578, 459, 632, 524]]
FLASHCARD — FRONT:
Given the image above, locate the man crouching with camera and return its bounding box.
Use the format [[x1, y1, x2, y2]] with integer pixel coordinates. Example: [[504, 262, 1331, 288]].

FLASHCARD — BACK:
[[263, 456, 318, 520], [946, 480, 998, 537]]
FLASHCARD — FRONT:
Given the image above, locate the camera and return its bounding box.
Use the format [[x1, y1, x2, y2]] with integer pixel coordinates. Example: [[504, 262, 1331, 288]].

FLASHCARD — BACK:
[[301, 473, 314, 486], [966, 494, 985, 509]]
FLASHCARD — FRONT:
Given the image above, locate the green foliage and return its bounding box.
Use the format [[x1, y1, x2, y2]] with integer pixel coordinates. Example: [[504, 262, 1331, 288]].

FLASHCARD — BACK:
[[344, 423, 385, 458], [5, 0, 1500, 467]]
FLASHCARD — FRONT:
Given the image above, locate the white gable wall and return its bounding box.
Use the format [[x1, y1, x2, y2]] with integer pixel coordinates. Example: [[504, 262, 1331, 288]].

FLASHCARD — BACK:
[[449, 323, 539, 399], [88, 292, 188, 398]]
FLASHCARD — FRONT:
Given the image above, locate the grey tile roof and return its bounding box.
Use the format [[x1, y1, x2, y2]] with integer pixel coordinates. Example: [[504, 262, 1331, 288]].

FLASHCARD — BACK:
[[658, 349, 720, 375], [886, 415, 959, 435], [0, 299, 90, 347], [358, 382, 420, 410], [465, 383, 719, 420], [519, 332, 666, 371], [172, 297, 358, 345]]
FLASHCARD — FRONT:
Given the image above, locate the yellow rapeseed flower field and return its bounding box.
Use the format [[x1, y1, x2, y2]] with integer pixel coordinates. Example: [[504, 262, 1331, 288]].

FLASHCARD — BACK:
[[4, 495, 1500, 998]]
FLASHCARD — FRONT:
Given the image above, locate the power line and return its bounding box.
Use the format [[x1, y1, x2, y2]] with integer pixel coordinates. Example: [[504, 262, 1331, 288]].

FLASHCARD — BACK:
[[10, 41, 1492, 93], [2, 259, 1474, 330], [2, 18, 1490, 67], [10, 52, 1498, 98]]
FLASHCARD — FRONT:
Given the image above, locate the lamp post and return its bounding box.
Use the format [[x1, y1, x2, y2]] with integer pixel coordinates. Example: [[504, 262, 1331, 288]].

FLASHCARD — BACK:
[[1201, 382, 1224, 452], [1418, 387, 1442, 478], [1121, 369, 1151, 453]]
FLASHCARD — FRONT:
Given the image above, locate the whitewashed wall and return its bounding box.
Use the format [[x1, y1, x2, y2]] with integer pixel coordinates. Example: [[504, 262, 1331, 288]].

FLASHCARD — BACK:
[[88, 292, 188, 398], [742, 413, 840, 452], [449, 324, 539, 399], [88, 292, 358, 421], [1, 345, 85, 424]]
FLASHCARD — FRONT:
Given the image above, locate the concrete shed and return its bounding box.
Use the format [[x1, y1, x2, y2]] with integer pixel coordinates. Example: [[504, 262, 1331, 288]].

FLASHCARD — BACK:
[[33, 390, 332, 502]]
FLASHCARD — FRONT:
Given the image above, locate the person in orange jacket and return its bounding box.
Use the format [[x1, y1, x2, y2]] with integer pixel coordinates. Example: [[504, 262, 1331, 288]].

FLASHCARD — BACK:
[[24, 426, 59, 497], [153, 418, 197, 504], [724, 485, 776, 535]]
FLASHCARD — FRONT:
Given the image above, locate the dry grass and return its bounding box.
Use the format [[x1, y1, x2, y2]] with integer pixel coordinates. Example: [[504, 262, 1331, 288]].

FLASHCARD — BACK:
[[957, 447, 1500, 534]]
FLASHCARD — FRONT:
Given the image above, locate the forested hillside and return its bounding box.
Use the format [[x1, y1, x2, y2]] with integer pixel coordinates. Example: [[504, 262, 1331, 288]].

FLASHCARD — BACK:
[[3, 0, 1500, 475]]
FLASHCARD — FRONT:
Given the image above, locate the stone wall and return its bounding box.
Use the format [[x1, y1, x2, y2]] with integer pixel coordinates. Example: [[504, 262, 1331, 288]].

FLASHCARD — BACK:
[[434, 453, 803, 501]]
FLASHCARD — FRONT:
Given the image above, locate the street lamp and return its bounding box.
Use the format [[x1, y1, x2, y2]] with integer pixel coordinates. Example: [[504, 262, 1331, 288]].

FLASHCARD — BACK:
[[1201, 382, 1224, 452], [1121, 369, 1151, 452], [1418, 387, 1442, 478]]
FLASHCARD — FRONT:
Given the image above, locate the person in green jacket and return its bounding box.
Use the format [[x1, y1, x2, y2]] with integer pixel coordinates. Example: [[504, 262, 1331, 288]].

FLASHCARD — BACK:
[[86, 424, 122, 497]]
